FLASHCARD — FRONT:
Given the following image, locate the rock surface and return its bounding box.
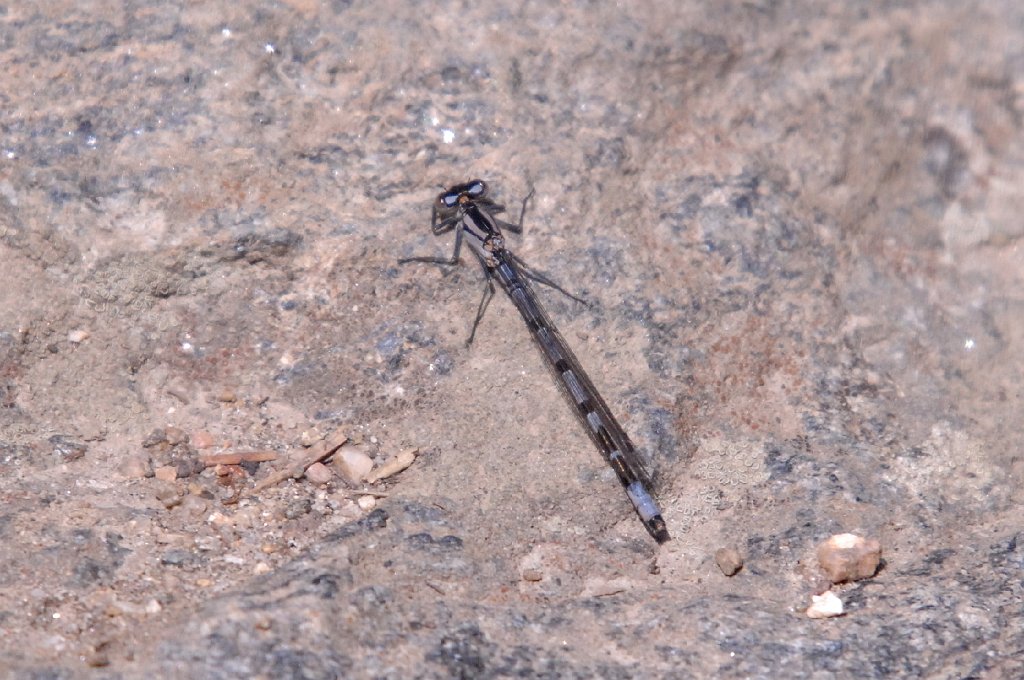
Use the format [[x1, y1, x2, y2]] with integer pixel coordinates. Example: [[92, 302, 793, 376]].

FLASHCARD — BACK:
[[1, 1, 1021, 677]]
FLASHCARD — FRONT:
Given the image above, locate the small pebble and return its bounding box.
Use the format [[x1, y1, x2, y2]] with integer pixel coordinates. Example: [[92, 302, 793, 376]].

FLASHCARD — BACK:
[[160, 549, 191, 566], [806, 590, 845, 619], [164, 426, 189, 446], [84, 650, 110, 668], [299, 429, 322, 447], [817, 533, 882, 584], [207, 511, 233, 526], [338, 500, 363, 519], [160, 495, 182, 510], [68, 329, 90, 343], [154, 484, 182, 509], [142, 429, 168, 448], [253, 562, 272, 575], [305, 461, 334, 485], [356, 495, 377, 511], [166, 384, 191, 404], [217, 390, 237, 403], [522, 568, 543, 582], [174, 458, 202, 479], [333, 445, 374, 484], [714, 547, 744, 576], [179, 494, 209, 517], [153, 465, 178, 482], [121, 453, 153, 479], [192, 431, 216, 449]]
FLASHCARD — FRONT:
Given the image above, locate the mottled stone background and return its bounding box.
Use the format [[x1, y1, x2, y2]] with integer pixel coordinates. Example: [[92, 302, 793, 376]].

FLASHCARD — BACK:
[[1, 1, 1021, 677]]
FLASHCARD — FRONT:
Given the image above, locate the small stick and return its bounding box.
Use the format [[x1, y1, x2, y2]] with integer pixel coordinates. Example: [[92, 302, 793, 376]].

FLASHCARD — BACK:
[[335, 489, 390, 498], [200, 450, 279, 466], [364, 448, 418, 483], [249, 431, 348, 495]]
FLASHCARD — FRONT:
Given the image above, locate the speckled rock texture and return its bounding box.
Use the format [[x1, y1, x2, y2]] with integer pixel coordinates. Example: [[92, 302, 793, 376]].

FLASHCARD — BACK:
[[1, 1, 1022, 677]]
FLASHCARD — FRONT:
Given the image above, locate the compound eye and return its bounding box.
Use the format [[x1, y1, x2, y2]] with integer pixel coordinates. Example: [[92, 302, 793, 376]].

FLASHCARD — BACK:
[[438, 191, 460, 208], [466, 180, 486, 197]]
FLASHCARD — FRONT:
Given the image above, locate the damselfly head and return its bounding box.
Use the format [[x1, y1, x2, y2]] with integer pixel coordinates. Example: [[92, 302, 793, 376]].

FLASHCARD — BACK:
[[436, 179, 487, 210]]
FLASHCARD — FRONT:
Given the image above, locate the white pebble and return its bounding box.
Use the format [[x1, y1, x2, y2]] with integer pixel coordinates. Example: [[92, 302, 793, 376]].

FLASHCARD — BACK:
[[806, 591, 845, 619], [333, 445, 374, 484]]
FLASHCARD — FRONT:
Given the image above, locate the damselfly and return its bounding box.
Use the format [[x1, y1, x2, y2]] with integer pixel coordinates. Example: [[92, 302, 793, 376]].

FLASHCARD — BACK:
[[399, 180, 669, 543]]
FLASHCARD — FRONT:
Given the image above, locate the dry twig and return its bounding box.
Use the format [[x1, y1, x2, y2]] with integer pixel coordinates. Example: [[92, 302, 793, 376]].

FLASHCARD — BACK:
[[249, 431, 348, 495], [200, 450, 278, 466]]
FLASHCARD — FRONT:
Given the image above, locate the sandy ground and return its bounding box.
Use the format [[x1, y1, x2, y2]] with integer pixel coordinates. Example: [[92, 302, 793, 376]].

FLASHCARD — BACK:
[[1, 1, 1022, 677]]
